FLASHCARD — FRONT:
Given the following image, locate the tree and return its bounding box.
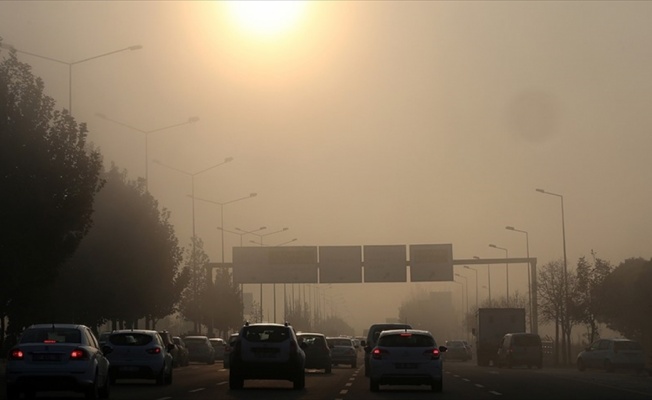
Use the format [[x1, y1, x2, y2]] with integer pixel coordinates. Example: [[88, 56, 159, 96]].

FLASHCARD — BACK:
[[178, 237, 212, 334], [568, 252, 613, 344], [537, 259, 575, 365], [211, 267, 244, 337], [314, 316, 354, 337], [44, 166, 186, 330], [595, 258, 652, 345], [0, 44, 104, 340]]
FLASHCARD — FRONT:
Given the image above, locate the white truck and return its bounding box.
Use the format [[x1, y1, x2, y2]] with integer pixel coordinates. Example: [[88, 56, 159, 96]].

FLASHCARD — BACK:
[[473, 308, 526, 367]]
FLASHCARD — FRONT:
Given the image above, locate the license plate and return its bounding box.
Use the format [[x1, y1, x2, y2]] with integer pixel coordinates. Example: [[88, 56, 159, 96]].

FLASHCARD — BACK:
[[33, 353, 60, 361], [395, 362, 418, 369]]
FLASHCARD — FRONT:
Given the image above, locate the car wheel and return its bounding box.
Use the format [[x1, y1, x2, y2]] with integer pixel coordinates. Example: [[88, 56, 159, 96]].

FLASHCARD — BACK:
[[156, 367, 166, 385], [293, 371, 305, 390], [98, 376, 110, 399], [370, 378, 380, 392], [85, 377, 100, 400], [577, 358, 585, 371], [165, 367, 173, 385], [604, 360, 614, 372], [229, 371, 244, 390], [431, 378, 443, 392], [6, 386, 20, 400]]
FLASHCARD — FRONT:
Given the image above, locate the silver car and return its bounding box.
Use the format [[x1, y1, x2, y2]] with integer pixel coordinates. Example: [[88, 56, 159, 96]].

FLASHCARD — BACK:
[[368, 329, 447, 392], [576, 338, 646, 373], [5, 323, 111, 400], [105, 329, 173, 385]]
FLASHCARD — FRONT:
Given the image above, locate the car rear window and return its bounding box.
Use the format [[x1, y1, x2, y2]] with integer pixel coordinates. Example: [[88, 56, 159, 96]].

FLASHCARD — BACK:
[[614, 341, 642, 351], [512, 335, 541, 346], [378, 333, 435, 347], [184, 338, 207, 345], [109, 333, 153, 346], [327, 338, 352, 347], [20, 328, 81, 344], [243, 326, 290, 343]]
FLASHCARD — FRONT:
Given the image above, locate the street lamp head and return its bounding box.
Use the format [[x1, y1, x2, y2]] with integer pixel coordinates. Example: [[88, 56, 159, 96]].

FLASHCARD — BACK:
[[455, 273, 461, 277], [535, 188, 545, 193], [95, 112, 107, 119], [473, 256, 480, 260], [489, 244, 497, 248], [188, 116, 200, 123], [464, 265, 471, 270], [225, 157, 234, 163], [249, 193, 257, 197], [128, 45, 143, 51], [506, 226, 515, 230]]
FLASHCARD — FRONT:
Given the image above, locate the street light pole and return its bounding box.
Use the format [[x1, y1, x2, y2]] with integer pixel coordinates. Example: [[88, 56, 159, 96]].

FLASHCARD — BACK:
[[189, 193, 258, 265], [463, 266, 479, 311], [474, 256, 491, 306], [506, 226, 533, 332], [536, 188, 568, 358], [0, 43, 142, 114], [96, 113, 199, 190], [153, 157, 233, 238], [489, 244, 509, 302]]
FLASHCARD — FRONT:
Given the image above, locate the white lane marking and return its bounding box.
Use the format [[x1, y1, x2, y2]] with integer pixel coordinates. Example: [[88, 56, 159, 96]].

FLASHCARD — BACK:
[[189, 388, 205, 393], [340, 389, 348, 394], [217, 381, 227, 385], [345, 382, 352, 387], [475, 383, 485, 388], [489, 390, 503, 395], [462, 378, 470, 382], [156, 398, 172, 400], [454, 374, 461, 378]]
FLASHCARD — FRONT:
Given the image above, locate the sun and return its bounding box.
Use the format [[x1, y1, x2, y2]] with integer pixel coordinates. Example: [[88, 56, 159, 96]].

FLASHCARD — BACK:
[[225, 1, 308, 38]]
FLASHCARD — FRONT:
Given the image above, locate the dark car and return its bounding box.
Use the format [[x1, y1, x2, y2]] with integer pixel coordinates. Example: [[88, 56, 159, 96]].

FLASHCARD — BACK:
[[496, 332, 543, 369], [159, 330, 184, 368], [296, 332, 331, 373], [223, 333, 239, 369], [363, 323, 412, 376], [444, 340, 472, 361], [229, 322, 306, 390], [183, 336, 215, 364], [172, 336, 190, 367]]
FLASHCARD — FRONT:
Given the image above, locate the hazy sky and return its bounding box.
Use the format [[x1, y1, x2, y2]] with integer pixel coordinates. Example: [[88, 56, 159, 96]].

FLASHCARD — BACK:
[[2, 1, 651, 335]]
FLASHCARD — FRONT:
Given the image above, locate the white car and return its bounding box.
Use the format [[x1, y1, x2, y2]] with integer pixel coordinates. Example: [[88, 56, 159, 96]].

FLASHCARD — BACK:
[[105, 329, 173, 385], [576, 338, 646, 373], [5, 323, 111, 400], [368, 329, 447, 392]]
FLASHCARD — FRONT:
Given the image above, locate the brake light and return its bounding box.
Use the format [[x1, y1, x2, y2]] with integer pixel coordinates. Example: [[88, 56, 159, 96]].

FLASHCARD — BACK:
[[146, 347, 162, 355], [400, 333, 412, 337], [425, 348, 441, 360], [372, 348, 388, 360], [70, 349, 89, 360], [10, 349, 24, 360]]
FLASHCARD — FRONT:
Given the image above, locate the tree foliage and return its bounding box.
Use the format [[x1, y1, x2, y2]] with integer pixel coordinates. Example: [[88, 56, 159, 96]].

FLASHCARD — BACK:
[[0, 44, 103, 335], [595, 257, 652, 342], [178, 237, 212, 334], [53, 166, 186, 329], [210, 267, 244, 337]]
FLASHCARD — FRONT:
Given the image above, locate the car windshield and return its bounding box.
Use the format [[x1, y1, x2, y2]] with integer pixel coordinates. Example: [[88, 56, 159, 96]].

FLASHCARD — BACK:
[[109, 333, 153, 346], [20, 328, 81, 344], [379, 333, 435, 348], [184, 338, 207, 345]]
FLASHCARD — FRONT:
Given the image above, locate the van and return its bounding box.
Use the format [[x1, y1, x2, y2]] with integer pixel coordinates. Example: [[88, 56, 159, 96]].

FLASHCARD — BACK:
[[362, 323, 412, 376], [496, 332, 543, 369]]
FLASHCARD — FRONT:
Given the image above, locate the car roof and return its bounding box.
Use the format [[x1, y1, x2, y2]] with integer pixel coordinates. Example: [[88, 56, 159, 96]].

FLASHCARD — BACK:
[[297, 332, 324, 337], [28, 323, 86, 329], [110, 329, 159, 334]]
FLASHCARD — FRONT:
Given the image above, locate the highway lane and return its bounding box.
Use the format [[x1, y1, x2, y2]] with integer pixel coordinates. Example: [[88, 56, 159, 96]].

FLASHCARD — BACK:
[[2, 356, 652, 400]]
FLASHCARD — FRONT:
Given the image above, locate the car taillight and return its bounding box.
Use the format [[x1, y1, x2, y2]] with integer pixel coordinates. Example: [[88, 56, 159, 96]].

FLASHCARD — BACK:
[[44, 339, 57, 344], [146, 347, 162, 355], [425, 348, 441, 360], [372, 348, 387, 360], [70, 348, 89, 360], [9, 349, 24, 360]]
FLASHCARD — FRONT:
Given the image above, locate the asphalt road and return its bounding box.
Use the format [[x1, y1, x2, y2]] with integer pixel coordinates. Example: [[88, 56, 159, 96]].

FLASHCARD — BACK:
[[2, 355, 652, 400]]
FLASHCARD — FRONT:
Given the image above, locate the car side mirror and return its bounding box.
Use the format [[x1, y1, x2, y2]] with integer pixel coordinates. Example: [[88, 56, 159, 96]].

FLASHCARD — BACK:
[[167, 344, 176, 352], [364, 345, 371, 353], [102, 345, 113, 355], [360, 340, 366, 347], [439, 345, 447, 353]]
